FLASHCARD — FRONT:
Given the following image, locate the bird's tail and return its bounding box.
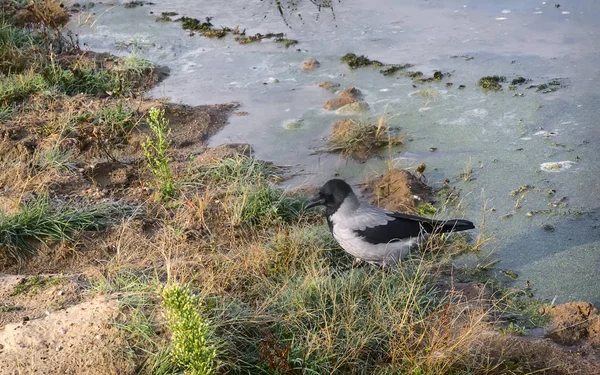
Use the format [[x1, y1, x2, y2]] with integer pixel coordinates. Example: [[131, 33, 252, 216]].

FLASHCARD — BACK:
[[429, 219, 475, 234]]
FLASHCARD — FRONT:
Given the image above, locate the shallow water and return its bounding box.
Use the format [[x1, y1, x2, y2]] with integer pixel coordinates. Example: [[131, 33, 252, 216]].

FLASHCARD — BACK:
[[71, 0, 600, 304]]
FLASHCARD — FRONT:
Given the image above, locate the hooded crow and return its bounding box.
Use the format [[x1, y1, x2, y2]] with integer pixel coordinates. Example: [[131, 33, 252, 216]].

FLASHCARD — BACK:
[[305, 178, 475, 266]]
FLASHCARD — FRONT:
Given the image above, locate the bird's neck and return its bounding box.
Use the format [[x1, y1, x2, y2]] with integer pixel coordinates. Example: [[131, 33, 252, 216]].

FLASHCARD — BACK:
[[326, 193, 360, 218]]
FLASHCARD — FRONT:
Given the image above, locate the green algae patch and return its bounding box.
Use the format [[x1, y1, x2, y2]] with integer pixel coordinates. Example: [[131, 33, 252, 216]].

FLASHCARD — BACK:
[[341, 53, 383, 69], [478, 75, 506, 91]]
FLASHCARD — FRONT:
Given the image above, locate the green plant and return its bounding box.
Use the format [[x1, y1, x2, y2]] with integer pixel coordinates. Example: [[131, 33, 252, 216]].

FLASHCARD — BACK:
[[498, 322, 526, 336], [43, 61, 119, 96], [142, 107, 175, 201], [196, 154, 284, 186], [0, 22, 47, 74], [231, 184, 305, 227], [0, 71, 48, 104], [161, 284, 221, 375], [0, 196, 131, 261], [96, 101, 135, 136], [34, 144, 76, 172], [11, 275, 65, 295], [416, 202, 438, 217]]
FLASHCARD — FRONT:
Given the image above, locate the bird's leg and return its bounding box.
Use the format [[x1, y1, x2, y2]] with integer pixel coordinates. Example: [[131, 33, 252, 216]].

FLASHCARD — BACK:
[[352, 257, 364, 268]]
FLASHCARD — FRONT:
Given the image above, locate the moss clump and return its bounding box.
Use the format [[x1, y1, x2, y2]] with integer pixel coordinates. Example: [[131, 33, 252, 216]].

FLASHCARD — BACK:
[[379, 63, 412, 76], [340, 53, 383, 69], [433, 71, 444, 80], [511, 76, 528, 85], [478, 75, 506, 91]]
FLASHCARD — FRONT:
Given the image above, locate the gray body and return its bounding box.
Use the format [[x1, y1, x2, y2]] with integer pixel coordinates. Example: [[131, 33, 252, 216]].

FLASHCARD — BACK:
[[328, 193, 421, 266]]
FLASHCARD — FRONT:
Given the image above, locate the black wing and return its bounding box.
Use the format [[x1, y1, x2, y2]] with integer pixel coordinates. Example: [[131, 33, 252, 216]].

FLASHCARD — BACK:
[[354, 212, 474, 245]]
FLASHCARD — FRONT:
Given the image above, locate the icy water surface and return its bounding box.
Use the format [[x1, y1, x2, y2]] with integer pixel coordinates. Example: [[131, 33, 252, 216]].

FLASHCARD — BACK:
[[71, 0, 600, 304]]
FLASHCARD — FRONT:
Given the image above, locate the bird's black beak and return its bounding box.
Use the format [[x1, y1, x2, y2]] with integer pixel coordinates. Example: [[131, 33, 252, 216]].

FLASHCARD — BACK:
[[305, 197, 326, 210]]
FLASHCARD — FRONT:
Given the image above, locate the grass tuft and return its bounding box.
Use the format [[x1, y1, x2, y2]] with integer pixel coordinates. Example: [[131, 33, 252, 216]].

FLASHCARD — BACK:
[[196, 154, 285, 185], [328, 118, 403, 161], [0, 196, 132, 261], [230, 184, 306, 227]]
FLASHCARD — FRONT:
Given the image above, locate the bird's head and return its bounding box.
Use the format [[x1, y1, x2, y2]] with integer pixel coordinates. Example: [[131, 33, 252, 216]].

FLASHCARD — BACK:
[[305, 179, 355, 215]]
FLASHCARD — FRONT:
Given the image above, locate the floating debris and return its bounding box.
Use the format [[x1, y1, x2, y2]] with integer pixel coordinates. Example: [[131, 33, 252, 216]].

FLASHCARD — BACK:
[[542, 224, 555, 232], [540, 161, 575, 172]]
